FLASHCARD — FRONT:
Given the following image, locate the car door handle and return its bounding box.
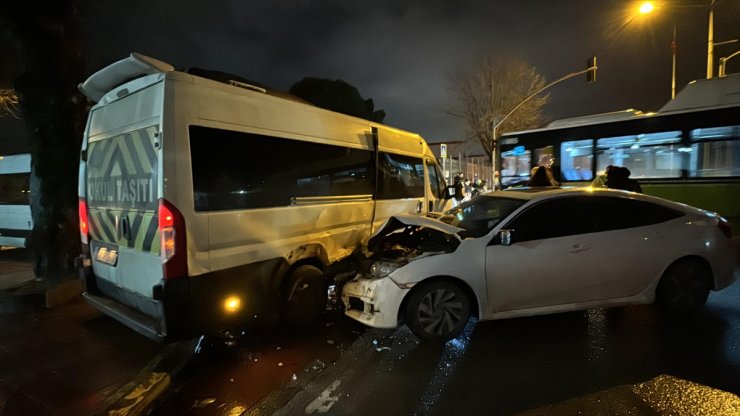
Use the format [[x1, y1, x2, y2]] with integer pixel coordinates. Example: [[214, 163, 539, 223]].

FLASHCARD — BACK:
[[416, 200, 423, 213], [569, 244, 591, 253]]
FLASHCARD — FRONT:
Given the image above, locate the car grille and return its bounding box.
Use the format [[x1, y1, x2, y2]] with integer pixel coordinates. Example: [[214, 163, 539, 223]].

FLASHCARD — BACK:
[[348, 296, 364, 312]]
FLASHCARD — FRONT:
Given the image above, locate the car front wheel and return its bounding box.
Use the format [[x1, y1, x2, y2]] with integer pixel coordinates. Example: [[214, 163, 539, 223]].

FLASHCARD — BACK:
[[656, 258, 711, 314], [406, 280, 470, 341]]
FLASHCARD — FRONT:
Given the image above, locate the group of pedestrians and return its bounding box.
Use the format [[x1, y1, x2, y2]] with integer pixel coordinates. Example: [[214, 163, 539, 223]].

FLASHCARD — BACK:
[[451, 172, 488, 207], [523, 164, 642, 193], [452, 164, 642, 204]]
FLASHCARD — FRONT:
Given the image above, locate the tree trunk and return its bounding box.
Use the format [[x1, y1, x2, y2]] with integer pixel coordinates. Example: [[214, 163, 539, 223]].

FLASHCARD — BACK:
[[6, 1, 86, 281]]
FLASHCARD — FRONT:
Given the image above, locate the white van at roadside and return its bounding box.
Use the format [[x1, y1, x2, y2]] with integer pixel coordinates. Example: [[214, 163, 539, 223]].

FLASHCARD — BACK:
[[0, 153, 32, 249], [77, 53, 450, 341]]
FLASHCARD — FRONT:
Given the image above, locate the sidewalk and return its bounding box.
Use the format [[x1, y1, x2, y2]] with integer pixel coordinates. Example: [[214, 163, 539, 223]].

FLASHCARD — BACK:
[[0, 247, 83, 308], [0, 247, 168, 415]]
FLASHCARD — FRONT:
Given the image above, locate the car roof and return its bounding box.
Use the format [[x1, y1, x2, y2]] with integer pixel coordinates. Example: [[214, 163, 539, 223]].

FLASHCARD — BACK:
[[479, 187, 698, 213]]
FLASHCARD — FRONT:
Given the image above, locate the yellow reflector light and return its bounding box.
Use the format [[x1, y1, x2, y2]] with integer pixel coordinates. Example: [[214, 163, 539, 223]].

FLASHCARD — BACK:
[[223, 296, 242, 314]]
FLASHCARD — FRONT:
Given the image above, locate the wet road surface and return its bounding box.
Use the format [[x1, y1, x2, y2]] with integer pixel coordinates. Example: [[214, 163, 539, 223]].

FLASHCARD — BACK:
[[149, 309, 368, 415], [150, 280, 740, 415]]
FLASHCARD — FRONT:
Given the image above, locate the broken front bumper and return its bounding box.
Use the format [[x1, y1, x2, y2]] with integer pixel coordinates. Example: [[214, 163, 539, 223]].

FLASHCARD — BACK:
[[342, 275, 409, 329]]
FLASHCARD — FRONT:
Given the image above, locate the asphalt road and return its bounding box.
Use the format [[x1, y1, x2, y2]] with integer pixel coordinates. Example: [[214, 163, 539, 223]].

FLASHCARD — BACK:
[[5, 246, 735, 415], [149, 280, 740, 416]]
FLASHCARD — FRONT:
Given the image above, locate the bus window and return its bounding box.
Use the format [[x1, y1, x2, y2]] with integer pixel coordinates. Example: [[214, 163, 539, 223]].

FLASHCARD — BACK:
[[0, 173, 31, 205], [534, 145, 555, 167], [560, 140, 594, 181], [596, 131, 682, 179], [501, 147, 531, 186], [689, 125, 740, 177]]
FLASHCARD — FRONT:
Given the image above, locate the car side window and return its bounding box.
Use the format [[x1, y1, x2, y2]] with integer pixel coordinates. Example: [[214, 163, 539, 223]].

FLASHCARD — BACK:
[[504, 197, 598, 242], [593, 197, 684, 232]]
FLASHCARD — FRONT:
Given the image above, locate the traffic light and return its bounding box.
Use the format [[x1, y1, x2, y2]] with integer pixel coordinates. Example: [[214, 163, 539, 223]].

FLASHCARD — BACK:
[[586, 56, 597, 83]]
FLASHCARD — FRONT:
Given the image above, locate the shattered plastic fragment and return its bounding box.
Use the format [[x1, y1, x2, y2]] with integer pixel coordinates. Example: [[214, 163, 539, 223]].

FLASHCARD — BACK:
[[192, 397, 216, 409], [278, 362, 284, 367], [276, 346, 282, 351], [376, 346, 391, 352], [292, 373, 298, 381], [326, 339, 335, 345]]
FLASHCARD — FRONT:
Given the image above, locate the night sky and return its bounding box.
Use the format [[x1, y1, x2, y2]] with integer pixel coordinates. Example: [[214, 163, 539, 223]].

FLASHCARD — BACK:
[[3, 0, 740, 142]]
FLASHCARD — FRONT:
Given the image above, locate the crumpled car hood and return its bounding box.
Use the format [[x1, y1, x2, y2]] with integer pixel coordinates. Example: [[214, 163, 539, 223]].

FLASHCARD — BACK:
[[367, 214, 463, 260]]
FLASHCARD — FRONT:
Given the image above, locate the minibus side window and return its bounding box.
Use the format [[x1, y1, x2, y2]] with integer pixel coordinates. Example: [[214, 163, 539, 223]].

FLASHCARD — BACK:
[[377, 153, 425, 199], [190, 126, 373, 211]]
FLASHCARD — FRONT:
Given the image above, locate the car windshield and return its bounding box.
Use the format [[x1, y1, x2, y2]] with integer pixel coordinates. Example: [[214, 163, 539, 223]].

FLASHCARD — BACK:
[[439, 195, 526, 238]]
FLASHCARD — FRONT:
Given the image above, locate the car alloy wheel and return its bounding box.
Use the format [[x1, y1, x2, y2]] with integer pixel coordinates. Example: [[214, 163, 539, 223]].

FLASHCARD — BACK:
[[407, 281, 470, 341], [656, 258, 711, 314]]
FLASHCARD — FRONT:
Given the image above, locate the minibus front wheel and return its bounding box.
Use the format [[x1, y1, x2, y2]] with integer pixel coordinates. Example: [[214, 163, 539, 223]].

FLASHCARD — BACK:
[[281, 264, 327, 327]]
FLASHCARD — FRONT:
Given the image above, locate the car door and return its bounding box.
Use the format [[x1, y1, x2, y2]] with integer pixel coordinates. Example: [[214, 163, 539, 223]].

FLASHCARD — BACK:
[[485, 196, 608, 312], [587, 196, 684, 298]]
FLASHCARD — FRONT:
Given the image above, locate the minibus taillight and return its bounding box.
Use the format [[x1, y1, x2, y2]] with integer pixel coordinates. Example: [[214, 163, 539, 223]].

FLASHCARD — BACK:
[[158, 198, 187, 279], [78, 198, 89, 245]]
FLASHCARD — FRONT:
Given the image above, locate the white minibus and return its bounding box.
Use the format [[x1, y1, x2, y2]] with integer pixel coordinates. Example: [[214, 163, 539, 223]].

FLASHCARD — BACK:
[[77, 53, 450, 340], [0, 153, 32, 249]]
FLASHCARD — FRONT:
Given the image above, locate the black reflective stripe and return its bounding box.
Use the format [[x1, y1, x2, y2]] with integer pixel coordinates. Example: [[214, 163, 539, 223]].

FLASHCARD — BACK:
[[142, 215, 159, 252], [93, 211, 116, 243], [138, 128, 158, 167], [131, 212, 144, 247], [122, 133, 146, 177], [105, 210, 119, 242]]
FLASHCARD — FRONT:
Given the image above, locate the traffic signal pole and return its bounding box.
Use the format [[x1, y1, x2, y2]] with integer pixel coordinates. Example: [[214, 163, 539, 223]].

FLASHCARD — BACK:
[[490, 58, 597, 187]]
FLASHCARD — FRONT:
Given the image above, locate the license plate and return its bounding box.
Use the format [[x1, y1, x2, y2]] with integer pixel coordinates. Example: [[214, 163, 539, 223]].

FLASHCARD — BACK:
[[96, 247, 119, 266]]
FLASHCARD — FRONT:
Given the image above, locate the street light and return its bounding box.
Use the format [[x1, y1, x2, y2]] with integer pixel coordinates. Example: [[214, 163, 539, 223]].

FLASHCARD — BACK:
[[638, 1, 655, 15], [635, 0, 732, 80]]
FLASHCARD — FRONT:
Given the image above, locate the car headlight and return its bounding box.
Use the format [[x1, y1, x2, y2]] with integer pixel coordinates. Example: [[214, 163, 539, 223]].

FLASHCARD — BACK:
[[369, 261, 401, 278]]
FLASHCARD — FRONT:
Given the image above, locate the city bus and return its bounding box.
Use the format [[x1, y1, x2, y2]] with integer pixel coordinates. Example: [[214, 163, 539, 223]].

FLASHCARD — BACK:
[[498, 74, 740, 228]]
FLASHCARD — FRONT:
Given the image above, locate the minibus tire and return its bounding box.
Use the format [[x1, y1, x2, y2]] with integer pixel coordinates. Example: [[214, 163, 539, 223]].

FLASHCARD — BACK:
[[281, 265, 327, 328]]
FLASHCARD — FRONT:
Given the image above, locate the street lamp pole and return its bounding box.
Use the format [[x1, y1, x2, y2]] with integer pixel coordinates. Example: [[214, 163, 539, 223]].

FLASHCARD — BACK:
[[707, 0, 715, 79], [672, 25, 677, 99]]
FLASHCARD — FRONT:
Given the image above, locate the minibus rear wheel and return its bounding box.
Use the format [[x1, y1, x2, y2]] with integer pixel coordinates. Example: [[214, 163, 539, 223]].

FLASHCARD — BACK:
[[281, 265, 327, 328]]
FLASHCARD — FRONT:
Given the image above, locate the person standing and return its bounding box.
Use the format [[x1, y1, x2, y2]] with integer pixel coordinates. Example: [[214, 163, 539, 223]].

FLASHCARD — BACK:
[[528, 165, 559, 187], [591, 165, 614, 188], [452, 173, 465, 207], [606, 166, 642, 193]]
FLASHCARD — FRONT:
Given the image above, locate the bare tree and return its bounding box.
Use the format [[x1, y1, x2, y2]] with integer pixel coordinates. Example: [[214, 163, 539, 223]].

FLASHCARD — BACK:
[[452, 57, 549, 160], [0, 88, 20, 118]]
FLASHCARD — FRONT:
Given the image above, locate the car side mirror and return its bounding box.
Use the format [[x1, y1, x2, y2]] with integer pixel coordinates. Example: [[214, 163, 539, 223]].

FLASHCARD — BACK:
[[500, 229, 512, 246], [490, 229, 513, 246]]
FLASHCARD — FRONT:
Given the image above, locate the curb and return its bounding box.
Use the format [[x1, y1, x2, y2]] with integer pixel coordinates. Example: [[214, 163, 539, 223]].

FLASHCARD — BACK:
[[100, 338, 199, 416], [0, 277, 83, 310]]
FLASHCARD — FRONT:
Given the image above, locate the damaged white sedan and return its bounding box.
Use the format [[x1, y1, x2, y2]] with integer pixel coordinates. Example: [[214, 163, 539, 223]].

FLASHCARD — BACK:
[[342, 188, 739, 341]]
